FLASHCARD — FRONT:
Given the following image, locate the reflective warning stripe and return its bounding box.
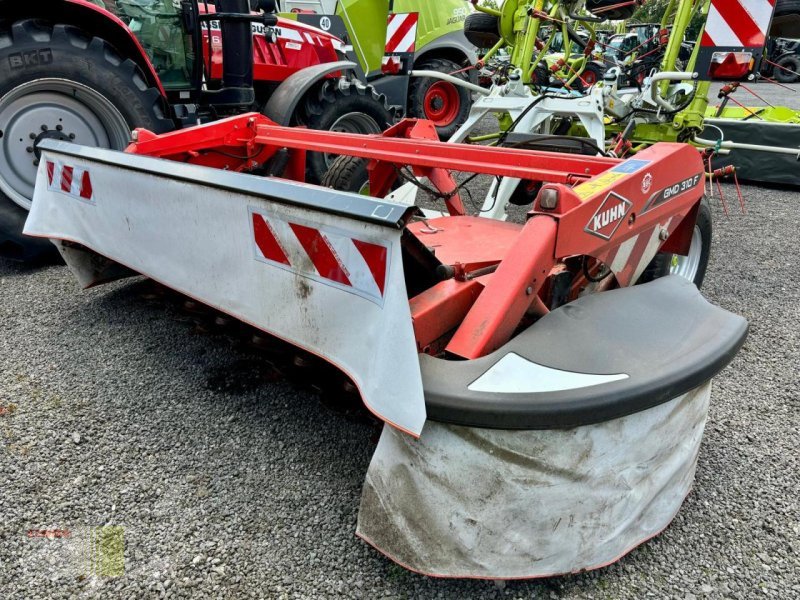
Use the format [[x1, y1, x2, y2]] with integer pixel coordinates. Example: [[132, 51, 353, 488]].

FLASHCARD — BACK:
[[45, 160, 93, 201], [702, 0, 775, 48], [385, 13, 418, 54], [605, 218, 673, 284], [252, 211, 389, 303]]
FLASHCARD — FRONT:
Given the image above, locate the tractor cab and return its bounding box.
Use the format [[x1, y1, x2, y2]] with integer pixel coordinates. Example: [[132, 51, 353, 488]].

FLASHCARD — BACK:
[[87, 0, 196, 90]]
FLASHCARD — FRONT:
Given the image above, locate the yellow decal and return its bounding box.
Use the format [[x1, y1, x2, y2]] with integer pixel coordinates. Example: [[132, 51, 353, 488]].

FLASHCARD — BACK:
[[574, 171, 626, 201]]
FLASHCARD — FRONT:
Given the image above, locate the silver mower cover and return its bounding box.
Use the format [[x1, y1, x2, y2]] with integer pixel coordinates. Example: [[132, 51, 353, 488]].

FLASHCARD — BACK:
[[358, 383, 710, 579]]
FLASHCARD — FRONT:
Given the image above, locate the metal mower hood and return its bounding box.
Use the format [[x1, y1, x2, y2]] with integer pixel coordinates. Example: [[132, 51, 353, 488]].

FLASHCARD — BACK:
[[24, 139, 427, 437]]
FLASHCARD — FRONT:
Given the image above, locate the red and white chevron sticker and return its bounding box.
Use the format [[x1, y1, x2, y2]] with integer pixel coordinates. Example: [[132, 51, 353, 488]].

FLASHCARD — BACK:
[[385, 13, 418, 54], [251, 211, 389, 304], [45, 160, 94, 202], [702, 0, 775, 48], [604, 218, 675, 285]]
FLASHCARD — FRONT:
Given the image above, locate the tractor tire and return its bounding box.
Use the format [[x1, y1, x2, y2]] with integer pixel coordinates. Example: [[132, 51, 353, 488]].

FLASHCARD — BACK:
[[464, 12, 501, 49], [301, 78, 393, 184], [773, 53, 800, 83], [638, 198, 712, 289], [772, 0, 800, 37], [407, 58, 472, 140], [0, 19, 172, 262]]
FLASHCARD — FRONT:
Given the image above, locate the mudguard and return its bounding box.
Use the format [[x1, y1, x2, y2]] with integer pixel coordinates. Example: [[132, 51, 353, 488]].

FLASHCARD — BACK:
[[262, 60, 359, 125], [24, 139, 427, 437], [415, 30, 480, 76]]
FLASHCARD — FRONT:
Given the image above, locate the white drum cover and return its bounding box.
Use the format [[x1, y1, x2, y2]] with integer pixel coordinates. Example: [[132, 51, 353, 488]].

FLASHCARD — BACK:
[[357, 383, 712, 579]]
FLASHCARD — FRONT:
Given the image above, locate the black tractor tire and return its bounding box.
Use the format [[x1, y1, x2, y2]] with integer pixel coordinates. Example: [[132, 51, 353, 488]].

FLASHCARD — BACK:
[[464, 12, 501, 49], [407, 57, 472, 140], [773, 53, 800, 83], [0, 19, 172, 262], [772, 0, 800, 37], [638, 198, 712, 289], [300, 78, 393, 184]]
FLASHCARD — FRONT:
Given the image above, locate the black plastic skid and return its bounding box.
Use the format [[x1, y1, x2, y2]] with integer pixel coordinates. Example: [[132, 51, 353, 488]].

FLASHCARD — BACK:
[[423, 276, 748, 430]]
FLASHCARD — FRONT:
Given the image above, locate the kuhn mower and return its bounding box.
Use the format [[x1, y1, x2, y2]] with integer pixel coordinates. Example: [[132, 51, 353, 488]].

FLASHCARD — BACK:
[[24, 107, 747, 576]]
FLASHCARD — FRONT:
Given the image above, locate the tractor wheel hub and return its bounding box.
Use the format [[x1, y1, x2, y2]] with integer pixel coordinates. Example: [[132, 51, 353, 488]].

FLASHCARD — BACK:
[[0, 78, 129, 210]]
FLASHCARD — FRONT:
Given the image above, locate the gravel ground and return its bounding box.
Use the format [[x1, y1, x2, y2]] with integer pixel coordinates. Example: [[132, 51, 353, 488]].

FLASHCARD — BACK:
[[1, 82, 799, 599]]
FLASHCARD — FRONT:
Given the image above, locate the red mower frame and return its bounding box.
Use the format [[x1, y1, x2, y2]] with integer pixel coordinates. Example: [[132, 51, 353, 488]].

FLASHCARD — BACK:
[[125, 114, 705, 360]]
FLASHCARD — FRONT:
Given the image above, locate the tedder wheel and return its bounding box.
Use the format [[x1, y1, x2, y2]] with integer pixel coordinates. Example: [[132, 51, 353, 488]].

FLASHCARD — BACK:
[[300, 78, 393, 184], [407, 58, 472, 140], [0, 19, 172, 262], [639, 198, 712, 289], [321, 154, 402, 197], [774, 54, 800, 83], [577, 63, 604, 90], [463, 12, 502, 49], [321, 155, 373, 195]]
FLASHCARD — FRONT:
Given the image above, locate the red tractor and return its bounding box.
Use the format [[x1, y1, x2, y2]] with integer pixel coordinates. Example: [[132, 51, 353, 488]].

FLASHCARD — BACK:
[[0, 0, 395, 261]]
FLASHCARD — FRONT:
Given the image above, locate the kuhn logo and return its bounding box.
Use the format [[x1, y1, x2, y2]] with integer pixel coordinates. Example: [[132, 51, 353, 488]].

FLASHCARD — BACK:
[[585, 192, 632, 240], [641, 173, 653, 194]]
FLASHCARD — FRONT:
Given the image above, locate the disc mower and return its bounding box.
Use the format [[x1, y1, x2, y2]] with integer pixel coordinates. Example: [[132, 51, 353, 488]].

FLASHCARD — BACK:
[[24, 76, 747, 576]]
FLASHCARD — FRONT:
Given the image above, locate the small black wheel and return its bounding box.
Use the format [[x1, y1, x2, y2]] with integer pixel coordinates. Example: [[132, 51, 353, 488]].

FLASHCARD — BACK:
[[321, 154, 402, 197], [299, 78, 393, 184], [464, 12, 501, 49], [321, 155, 373, 195], [407, 57, 472, 140], [773, 54, 800, 83], [0, 19, 172, 262], [639, 198, 712, 289]]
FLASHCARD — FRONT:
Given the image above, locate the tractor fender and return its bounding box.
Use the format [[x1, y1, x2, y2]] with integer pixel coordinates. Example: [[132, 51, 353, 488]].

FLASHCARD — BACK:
[[262, 60, 359, 125], [0, 0, 166, 96]]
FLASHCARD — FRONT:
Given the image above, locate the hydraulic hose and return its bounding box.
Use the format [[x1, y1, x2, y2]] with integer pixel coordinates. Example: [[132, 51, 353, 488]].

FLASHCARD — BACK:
[[410, 71, 491, 96]]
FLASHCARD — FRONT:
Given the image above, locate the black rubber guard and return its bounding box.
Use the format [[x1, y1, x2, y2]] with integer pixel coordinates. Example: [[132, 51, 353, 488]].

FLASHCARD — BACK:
[[422, 276, 748, 430]]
